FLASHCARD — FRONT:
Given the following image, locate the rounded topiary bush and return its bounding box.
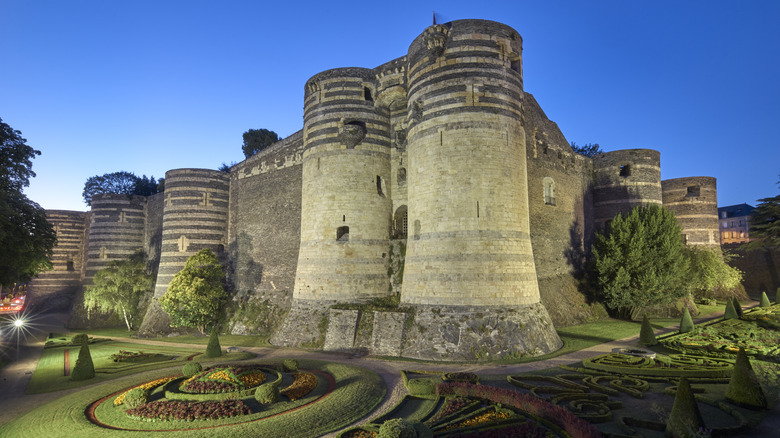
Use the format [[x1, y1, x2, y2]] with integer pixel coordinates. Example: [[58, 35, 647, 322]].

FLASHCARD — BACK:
[[254, 382, 279, 405], [378, 418, 416, 438], [71, 333, 89, 346], [124, 387, 150, 409], [182, 362, 203, 377], [282, 359, 298, 372]]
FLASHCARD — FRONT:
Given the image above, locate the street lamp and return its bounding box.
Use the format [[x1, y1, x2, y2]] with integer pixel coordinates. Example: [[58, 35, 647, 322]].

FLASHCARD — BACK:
[[14, 318, 24, 361]]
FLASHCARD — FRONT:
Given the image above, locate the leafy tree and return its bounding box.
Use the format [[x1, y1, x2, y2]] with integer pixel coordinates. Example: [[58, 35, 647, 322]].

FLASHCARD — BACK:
[[242, 128, 279, 158], [569, 141, 604, 158], [82, 171, 161, 206], [159, 249, 228, 333], [684, 246, 744, 301], [82, 251, 154, 330], [592, 204, 691, 318], [0, 117, 56, 286], [745, 175, 780, 249]]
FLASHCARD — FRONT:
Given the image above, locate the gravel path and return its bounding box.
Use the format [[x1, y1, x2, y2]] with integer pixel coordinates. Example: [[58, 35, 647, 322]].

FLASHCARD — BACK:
[[1, 307, 777, 437]]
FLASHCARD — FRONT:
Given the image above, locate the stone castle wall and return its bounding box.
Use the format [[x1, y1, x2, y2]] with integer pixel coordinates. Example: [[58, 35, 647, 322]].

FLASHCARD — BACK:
[[40, 18, 722, 361]]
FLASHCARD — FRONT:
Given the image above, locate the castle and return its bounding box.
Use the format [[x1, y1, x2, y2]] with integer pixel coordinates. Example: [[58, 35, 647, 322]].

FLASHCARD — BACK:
[[28, 20, 721, 360]]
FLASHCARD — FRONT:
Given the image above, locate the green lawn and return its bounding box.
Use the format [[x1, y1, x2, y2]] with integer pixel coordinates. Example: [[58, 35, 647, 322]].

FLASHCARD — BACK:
[[70, 327, 272, 348], [27, 338, 254, 394]]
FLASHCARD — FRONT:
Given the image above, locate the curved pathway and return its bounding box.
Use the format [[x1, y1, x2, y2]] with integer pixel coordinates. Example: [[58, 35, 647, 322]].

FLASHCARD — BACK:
[[1, 307, 777, 437]]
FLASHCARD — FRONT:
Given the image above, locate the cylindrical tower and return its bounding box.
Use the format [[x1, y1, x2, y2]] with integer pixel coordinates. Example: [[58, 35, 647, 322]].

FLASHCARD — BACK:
[[26, 210, 87, 311], [292, 67, 392, 302], [592, 149, 662, 227], [402, 20, 538, 307], [399, 20, 561, 360], [84, 194, 146, 283], [138, 168, 230, 335], [662, 176, 720, 248]]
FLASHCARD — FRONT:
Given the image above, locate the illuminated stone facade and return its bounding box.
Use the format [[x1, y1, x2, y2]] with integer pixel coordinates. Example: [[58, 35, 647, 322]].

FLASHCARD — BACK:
[[28, 19, 721, 361]]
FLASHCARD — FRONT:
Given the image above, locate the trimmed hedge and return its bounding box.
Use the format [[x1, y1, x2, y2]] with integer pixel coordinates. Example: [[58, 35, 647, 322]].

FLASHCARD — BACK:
[[724, 299, 738, 320], [283, 359, 299, 372], [760, 291, 771, 308], [255, 382, 280, 405], [679, 307, 694, 333], [71, 341, 95, 381], [666, 376, 705, 438]]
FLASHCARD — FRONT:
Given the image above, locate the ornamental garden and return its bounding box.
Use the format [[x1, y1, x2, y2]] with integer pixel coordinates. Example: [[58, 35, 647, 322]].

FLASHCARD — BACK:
[[1, 297, 779, 438]]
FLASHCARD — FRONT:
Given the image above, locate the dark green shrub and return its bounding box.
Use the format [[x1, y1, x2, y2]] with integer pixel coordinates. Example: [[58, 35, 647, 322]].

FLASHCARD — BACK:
[[204, 328, 222, 358], [405, 377, 439, 399], [732, 297, 743, 317], [759, 291, 770, 308], [378, 418, 416, 438], [639, 314, 657, 346], [282, 359, 299, 372], [124, 387, 149, 409], [679, 307, 694, 333], [666, 376, 705, 438], [70, 341, 95, 381], [413, 422, 433, 438], [182, 362, 203, 377], [724, 299, 738, 320], [725, 348, 767, 409], [776, 287, 780, 304], [70, 333, 88, 346], [254, 382, 279, 405]]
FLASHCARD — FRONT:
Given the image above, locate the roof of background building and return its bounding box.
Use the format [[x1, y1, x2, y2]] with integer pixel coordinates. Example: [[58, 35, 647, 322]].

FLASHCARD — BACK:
[[718, 203, 755, 218]]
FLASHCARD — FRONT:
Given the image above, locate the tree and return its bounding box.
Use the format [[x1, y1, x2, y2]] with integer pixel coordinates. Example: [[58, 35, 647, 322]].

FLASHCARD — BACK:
[[569, 141, 604, 158], [242, 128, 279, 158], [684, 246, 744, 301], [159, 249, 228, 333], [82, 171, 161, 206], [745, 175, 780, 249], [82, 251, 154, 330], [592, 204, 691, 318], [0, 117, 56, 287]]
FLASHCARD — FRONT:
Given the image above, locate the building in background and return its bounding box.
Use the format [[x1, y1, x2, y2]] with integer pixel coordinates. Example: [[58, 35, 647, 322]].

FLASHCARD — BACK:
[[718, 203, 755, 244]]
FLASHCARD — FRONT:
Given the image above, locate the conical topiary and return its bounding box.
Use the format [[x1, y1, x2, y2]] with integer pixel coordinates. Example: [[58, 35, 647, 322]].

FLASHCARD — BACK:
[[679, 307, 694, 333], [724, 299, 738, 320], [725, 348, 767, 410], [776, 287, 780, 305], [204, 327, 222, 358], [71, 339, 95, 381], [639, 314, 657, 346], [666, 376, 705, 438], [732, 297, 743, 317], [760, 291, 771, 308]]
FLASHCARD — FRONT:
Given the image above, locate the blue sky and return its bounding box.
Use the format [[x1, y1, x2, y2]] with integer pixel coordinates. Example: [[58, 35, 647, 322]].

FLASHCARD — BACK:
[[2, 0, 778, 211]]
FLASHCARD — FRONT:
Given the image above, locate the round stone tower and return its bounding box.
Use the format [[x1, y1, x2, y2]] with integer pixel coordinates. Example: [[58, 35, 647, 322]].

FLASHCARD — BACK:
[[400, 20, 561, 360], [592, 149, 662, 227], [292, 67, 393, 302], [662, 176, 720, 248], [84, 194, 146, 283], [138, 168, 230, 335]]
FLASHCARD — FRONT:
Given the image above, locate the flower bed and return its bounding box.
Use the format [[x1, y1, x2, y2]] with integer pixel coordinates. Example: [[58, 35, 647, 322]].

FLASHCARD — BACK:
[[179, 366, 267, 394], [281, 372, 317, 401], [125, 399, 250, 421]]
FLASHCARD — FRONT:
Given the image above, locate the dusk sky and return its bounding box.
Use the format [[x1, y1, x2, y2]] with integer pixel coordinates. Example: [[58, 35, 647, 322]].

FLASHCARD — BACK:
[[2, 0, 778, 212]]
